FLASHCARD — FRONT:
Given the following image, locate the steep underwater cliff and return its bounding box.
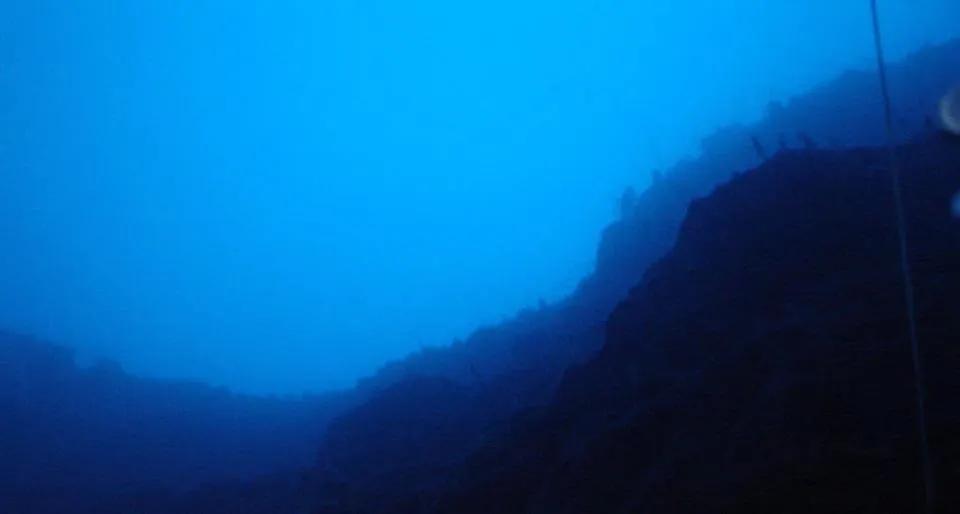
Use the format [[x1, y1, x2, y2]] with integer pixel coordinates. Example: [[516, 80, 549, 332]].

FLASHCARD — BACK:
[[436, 137, 960, 514], [298, 37, 960, 514]]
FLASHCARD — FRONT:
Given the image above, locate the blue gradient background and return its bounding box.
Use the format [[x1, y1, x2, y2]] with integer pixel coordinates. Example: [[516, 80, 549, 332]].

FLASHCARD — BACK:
[[1, 0, 957, 393]]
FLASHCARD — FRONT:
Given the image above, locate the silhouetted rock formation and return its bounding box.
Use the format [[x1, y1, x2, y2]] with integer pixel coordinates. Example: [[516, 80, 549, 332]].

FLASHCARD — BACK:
[[329, 46, 960, 506], [437, 138, 960, 514]]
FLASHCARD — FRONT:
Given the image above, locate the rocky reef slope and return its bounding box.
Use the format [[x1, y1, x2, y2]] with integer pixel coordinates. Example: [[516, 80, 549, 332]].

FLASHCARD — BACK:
[[437, 137, 960, 514]]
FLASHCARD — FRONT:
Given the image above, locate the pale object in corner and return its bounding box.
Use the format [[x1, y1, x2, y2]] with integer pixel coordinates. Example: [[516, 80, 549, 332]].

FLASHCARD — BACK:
[[940, 85, 960, 135], [943, 87, 960, 218]]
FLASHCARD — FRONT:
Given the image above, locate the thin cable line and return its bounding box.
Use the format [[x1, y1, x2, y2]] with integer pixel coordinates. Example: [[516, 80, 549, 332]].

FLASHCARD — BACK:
[[868, 2, 935, 513]]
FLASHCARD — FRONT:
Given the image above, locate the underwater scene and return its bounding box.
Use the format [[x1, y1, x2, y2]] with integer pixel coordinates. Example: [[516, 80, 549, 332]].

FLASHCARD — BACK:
[[1, 1, 959, 513]]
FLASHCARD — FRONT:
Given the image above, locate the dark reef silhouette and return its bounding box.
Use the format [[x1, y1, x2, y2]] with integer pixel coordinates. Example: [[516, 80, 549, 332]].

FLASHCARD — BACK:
[[2, 38, 959, 514], [436, 137, 960, 514]]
